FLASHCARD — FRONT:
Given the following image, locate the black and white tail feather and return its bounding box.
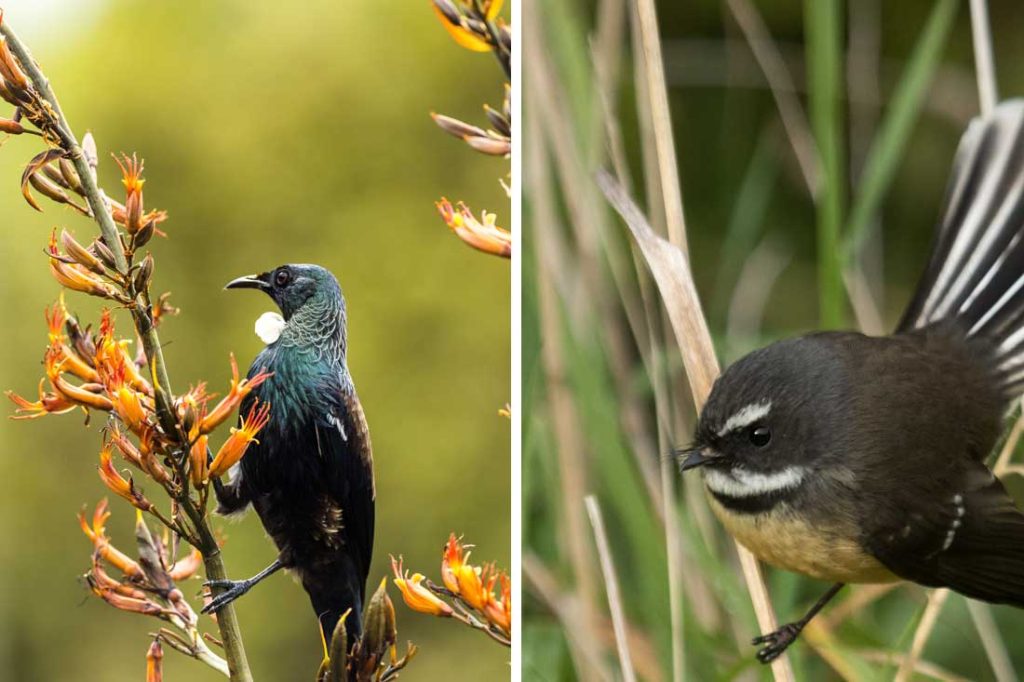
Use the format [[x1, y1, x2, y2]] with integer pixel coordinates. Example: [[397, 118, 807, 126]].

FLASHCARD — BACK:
[[875, 100, 1024, 608], [900, 99, 1024, 395]]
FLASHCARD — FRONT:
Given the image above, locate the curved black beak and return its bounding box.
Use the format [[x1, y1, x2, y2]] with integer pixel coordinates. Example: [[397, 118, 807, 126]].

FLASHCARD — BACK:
[[676, 446, 718, 472], [225, 272, 270, 291]]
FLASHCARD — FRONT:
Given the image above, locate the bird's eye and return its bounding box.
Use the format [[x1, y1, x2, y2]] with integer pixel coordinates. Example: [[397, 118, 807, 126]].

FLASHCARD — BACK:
[[274, 269, 291, 287], [749, 426, 771, 447]]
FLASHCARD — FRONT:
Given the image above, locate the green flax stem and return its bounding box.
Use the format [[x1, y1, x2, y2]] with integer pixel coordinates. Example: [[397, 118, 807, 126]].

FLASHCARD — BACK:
[[805, 0, 846, 328], [0, 20, 253, 682]]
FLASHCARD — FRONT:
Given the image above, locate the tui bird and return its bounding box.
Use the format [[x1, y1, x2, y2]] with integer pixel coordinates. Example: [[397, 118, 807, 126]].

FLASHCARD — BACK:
[[206, 263, 375, 642]]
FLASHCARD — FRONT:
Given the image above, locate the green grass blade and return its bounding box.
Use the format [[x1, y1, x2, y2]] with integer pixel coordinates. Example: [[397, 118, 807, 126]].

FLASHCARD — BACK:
[[804, 0, 847, 328]]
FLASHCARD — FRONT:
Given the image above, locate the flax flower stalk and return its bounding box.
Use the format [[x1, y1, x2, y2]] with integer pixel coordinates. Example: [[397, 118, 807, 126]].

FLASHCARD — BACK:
[[0, 18, 254, 680]]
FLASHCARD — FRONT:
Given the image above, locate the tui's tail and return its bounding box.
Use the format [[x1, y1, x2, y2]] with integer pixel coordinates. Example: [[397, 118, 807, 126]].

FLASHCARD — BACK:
[[305, 555, 366, 647], [898, 100, 1024, 395]]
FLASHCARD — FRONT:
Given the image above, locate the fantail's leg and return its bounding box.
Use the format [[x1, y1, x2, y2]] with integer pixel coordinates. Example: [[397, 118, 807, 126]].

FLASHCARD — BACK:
[[753, 582, 845, 663], [202, 558, 284, 614]]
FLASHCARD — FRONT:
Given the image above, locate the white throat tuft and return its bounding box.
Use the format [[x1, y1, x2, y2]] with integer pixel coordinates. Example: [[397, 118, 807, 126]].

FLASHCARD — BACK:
[[255, 311, 286, 344]]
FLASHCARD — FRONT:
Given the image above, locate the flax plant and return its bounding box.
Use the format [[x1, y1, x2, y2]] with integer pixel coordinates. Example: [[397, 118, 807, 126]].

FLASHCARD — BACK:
[[432, 0, 512, 258], [0, 15, 418, 682]]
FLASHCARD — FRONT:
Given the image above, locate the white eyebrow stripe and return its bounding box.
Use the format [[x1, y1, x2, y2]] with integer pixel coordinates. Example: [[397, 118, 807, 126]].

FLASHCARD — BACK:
[[704, 466, 806, 498], [717, 400, 772, 437]]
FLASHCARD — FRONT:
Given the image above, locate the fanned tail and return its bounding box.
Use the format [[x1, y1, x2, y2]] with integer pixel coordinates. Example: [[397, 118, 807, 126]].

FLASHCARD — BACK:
[[899, 100, 1024, 395]]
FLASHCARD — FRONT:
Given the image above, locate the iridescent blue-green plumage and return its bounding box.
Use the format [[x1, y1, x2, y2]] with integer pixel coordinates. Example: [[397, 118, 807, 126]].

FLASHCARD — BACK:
[[213, 264, 375, 641]]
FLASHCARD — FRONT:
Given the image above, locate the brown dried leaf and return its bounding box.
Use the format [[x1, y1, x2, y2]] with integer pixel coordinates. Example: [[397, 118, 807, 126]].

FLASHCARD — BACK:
[[596, 170, 718, 403]]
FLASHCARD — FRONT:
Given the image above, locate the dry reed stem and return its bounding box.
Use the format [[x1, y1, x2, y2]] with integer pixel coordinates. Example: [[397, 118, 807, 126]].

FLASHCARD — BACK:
[[801, 620, 862, 681], [895, 589, 951, 682], [527, 0, 670, 517], [529, 13, 726, 675], [585, 496, 637, 682], [616, 6, 695, 654], [969, 0, 998, 115], [591, 0, 631, 189], [725, 238, 792, 348], [860, 651, 970, 682], [807, 616, 970, 682], [631, 0, 687, 250], [725, 0, 821, 196], [526, 108, 606, 682], [821, 583, 901, 629], [523, 554, 613, 682], [598, 171, 795, 681], [965, 600, 1016, 682], [842, 267, 886, 336]]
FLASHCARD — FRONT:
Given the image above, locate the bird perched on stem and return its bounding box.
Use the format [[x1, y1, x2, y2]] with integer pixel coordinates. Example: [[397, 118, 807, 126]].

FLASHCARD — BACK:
[[206, 264, 375, 644], [678, 100, 1024, 663]]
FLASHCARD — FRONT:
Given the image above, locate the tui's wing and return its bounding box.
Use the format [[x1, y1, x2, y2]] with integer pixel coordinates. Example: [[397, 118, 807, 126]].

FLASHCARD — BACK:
[[864, 462, 1024, 607], [315, 384, 376, 600]]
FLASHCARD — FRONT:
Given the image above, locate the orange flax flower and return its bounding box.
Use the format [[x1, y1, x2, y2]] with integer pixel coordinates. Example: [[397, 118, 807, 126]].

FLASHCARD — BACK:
[[44, 295, 66, 344], [136, 428, 171, 486], [108, 378, 151, 435], [457, 562, 488, 611], [47, 231, 119, 299], [484, 572, 511, 634], [90, 580, 163, 617], [432, 0, 503, 52], [436, 198, 511, 258], [189, 434, 209, 487], [480, 567, 510, 634], [208, 401, 271, 479], [200, 354, 272, 434], [441, 533, 467, 595], [95, 311, 153, 396], [114, 153, 146, 235], [45, 347, 114, 411], [45, 297, 100, 384], [0, 33, 29, 91], [146, 640, 164, 682], [109, 201, 168, 237], [168, 547, 203, 582], [177, 382, 209, 437], [6, 379, 77, 419], [90, 559, 149, 601], [391, 556, 453, 617], [78, 500, 144, 579], [98, 446, 152, 511]]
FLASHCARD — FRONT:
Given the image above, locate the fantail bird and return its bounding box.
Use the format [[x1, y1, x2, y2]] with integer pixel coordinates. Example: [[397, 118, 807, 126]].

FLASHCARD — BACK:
[[205, 264, 375, 645], [678, 100, 1024, 663]]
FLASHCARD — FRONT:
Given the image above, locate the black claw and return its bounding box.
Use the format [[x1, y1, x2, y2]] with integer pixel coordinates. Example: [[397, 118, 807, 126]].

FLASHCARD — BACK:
[[752, 623, 803, 664], [200, 579, 252, 614]]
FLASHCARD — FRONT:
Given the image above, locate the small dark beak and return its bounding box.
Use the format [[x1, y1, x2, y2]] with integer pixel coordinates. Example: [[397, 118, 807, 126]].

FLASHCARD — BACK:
[[676, 446, 718, 472], [224, 272, 270, 291]]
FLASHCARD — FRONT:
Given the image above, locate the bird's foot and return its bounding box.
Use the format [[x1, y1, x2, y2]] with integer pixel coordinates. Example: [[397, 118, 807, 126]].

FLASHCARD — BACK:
[[752, 622, 803, 664], [201, 578, 254, 614]]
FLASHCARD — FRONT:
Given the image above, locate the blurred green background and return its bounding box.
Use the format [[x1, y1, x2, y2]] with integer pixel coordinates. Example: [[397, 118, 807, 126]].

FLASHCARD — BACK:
[[525, 0, 1024, 680], [0, 1, 510, 680]]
